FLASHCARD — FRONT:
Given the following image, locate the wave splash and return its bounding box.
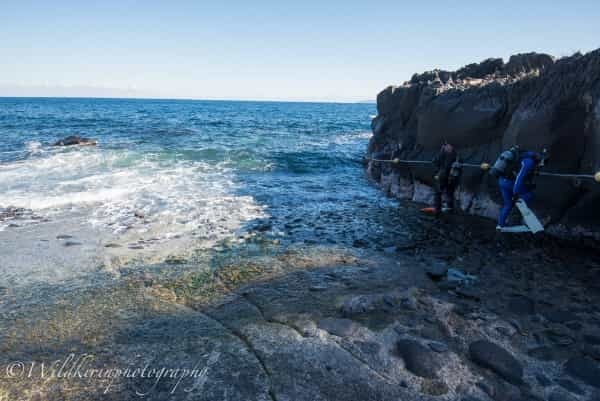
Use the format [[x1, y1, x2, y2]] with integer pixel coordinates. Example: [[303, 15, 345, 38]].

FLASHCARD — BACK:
[[0, 146, 266, 245]]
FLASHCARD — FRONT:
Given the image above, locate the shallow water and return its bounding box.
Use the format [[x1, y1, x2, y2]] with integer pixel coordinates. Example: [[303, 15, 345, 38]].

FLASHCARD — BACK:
[[0, 98, 403, 289]]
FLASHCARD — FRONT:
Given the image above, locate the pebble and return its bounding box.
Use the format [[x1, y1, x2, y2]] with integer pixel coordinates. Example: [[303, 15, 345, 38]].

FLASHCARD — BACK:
[[469, 340, 523, 384], [401, 297, 418, 311], [63, 241, 82, 247], [394, 325, 407, 336], [397, 339, 441, 379], [495, 326, 514, 337], [425, 263, 447, 281], [56, 234, 73, 239], [428, 342, 448, 353], [352, 239, 369, 248], [383, 246, 397, 254]]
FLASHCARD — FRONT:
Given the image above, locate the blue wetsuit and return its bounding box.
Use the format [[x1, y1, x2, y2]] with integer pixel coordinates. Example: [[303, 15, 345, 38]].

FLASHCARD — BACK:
[[498, 152, 538, 227]]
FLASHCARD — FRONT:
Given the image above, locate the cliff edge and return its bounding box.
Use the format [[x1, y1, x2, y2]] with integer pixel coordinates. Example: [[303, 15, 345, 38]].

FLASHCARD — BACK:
[[367, 49, 600, 240]]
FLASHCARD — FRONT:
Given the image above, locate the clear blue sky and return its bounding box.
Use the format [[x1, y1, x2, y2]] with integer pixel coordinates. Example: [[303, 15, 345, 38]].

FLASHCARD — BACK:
[[1, 0, 599, 101]]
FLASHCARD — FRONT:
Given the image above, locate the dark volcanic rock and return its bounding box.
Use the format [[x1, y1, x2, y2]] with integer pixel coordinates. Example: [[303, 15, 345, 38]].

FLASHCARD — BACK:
[[556, 378, 584, 395], [428, 341, 448, 353], [367, 49, 600, 239], [527, 346, 565, 361], [469, 340, 523, 384], [53, 135, 97, 146], [397, 339, 441, 379], [584, 343, 600, 360], [420, 379, 448, 396], [317, 318, 360, 337], [425, 263, 447, 280], [548, 389, 578, 401], [584, 331, 600, 345], [508, 296, 535, 315], [535, 373, 552, 387], [543, 309, 578, 323], [455, 286, 480, 301], [565, 356, 600, 388]]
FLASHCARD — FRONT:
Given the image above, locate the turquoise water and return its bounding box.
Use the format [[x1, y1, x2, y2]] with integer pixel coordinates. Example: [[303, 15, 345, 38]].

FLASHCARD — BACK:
[[0, 98, 404, 262]]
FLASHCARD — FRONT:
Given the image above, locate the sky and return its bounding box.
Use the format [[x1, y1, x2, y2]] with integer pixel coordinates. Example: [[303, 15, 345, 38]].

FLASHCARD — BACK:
[[1, 0, 599, 102]]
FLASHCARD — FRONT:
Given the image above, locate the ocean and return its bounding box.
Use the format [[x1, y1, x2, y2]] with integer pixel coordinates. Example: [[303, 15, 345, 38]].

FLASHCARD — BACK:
[[0, 97, 405, 289]]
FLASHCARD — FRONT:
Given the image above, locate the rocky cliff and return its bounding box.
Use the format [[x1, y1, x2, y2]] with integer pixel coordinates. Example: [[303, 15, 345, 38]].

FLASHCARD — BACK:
[[367, 49, 600, 239]]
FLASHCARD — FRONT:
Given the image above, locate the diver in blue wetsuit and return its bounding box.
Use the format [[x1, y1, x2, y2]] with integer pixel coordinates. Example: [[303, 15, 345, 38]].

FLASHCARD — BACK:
[[490, 147, 542, 228]]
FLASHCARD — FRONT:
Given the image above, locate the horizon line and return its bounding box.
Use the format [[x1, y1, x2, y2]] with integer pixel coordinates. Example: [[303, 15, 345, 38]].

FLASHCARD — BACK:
[[0, 95, 376, 105]]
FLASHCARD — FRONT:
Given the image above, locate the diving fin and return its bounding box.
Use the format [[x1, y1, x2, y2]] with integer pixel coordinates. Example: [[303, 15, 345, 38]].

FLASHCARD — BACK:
[[515, 199, 544, 234], [499, 225, 531, 233]]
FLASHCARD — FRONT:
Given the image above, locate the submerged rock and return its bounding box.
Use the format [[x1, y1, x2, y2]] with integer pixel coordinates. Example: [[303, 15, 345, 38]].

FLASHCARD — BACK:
[[53, 135, 97, 146]]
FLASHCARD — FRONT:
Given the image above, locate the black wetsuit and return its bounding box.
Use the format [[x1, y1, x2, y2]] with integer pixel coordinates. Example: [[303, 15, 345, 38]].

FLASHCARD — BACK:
[[432, 149, 458, 211]]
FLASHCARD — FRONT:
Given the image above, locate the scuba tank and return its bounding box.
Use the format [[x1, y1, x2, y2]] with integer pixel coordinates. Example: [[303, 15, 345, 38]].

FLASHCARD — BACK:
[[449, 157, 462, 182], [490, 146, 520, 179]]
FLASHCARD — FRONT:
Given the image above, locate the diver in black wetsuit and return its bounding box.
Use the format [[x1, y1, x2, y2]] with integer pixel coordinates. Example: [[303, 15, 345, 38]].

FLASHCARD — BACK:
[[432, 143, 461, 213]]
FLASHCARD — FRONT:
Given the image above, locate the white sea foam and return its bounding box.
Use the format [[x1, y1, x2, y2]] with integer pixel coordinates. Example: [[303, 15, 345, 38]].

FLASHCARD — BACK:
[[332, 131, 372, 145], [0, 147, 266, 250], [25, 140, 44, 154]]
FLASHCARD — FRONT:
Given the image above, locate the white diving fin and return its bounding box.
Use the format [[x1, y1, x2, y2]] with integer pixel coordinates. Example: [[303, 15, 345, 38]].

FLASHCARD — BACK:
[[499, 225, 531, 233], [515, 199, 544, 233]]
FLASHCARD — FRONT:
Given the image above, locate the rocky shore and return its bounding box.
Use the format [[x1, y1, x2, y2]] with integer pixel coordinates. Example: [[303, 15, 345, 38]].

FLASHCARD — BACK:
[[1, 204, 599, 401], [367, 49, 600, 240]]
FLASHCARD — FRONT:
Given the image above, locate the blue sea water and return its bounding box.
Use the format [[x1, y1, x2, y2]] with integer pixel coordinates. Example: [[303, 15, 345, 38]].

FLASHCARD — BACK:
[[0, 97, 402, 262]]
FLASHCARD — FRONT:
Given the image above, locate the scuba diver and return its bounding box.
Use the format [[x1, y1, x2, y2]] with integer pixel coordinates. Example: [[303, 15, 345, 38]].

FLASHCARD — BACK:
[[490, 146, 547, 232], [431, 142, 462, 214]]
